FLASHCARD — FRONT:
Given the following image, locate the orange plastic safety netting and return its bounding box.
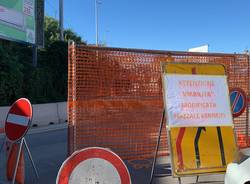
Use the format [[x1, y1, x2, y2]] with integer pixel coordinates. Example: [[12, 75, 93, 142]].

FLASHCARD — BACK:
[[68, 44, 249, 160]]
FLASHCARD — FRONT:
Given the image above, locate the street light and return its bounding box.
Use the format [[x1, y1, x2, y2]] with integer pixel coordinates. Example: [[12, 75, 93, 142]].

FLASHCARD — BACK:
[[59, 0, 64, 41], [95, 0, 101, 46]]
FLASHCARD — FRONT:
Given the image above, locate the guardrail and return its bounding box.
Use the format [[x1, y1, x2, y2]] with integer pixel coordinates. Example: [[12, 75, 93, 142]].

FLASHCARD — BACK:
[[0, 102, 67, 133]]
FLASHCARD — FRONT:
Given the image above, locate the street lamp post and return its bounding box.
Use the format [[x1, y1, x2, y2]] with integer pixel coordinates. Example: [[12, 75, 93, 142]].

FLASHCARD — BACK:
[[95, 0, 100, 46], [59, 0, 64, 41]]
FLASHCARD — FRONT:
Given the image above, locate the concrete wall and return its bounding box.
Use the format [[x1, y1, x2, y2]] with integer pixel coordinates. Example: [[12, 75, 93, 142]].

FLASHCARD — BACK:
[[0, 102, 67, 128]]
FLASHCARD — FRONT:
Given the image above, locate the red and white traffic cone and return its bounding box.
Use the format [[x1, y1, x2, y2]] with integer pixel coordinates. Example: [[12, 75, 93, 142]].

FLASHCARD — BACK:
[[6, 141, 25, 184]]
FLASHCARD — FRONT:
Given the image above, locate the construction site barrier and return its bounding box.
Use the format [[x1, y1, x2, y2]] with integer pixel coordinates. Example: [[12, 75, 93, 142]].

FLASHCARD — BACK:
[[68, 44, 250, 160]]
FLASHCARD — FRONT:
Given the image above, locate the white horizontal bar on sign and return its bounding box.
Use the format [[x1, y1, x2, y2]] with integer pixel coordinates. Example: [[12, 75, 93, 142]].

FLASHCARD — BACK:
[[7, 113, 30, 126], [0, 5, 24, 28]]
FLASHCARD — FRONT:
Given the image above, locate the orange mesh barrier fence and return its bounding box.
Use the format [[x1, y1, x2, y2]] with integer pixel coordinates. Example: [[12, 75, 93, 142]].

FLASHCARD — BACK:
[[68, 43, 250, 160]]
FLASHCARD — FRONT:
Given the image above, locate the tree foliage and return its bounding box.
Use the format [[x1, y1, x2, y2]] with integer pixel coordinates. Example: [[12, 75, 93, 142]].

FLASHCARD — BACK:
[[0, 42, 24, 105], [0, 16, 85, 105], [44, 17, 82, 47]]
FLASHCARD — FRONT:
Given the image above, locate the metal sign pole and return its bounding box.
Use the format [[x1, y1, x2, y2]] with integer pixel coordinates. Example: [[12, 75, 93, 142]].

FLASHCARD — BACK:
[[12, 138, 24, 184], [178, 177, 181, 184], [0, 136, 6, 154], [0, 136, 6, 182], [149, 109, 165, 184], [23, 138, 39, 179], [196, 176, 199, 183], [59, 0, 64, 41], [32, 45, 37, 67], [11, 137, 39, 184]]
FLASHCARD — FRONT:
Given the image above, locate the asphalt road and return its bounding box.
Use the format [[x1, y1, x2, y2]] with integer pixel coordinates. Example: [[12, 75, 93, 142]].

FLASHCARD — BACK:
[[0, 128, 225, 184], [0, 129, 67, 184]]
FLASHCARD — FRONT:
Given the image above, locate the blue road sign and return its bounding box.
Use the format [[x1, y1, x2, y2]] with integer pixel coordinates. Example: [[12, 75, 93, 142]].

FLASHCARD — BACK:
[[230, 88, 247, 117]]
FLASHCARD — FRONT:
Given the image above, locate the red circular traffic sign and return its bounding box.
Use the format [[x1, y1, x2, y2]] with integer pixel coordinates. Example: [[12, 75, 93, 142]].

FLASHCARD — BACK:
[[56, 147, 132, 184], [5, 98, 32, 142], [230, 88, 247, 118]]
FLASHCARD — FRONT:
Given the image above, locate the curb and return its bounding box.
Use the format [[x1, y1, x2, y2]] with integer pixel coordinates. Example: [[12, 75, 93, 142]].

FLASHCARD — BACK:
[[0, 123, 68, 139], [28, 123, 68, 135]]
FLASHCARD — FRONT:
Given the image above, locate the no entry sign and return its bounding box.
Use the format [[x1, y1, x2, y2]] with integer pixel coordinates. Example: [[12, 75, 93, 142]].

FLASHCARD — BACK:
[[56, 147, 131, 184], [230, 88, 247, 117], [5, 98, 32, 142]]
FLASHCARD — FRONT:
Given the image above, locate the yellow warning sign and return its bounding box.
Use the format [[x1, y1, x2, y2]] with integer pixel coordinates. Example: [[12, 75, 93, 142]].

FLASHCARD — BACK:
[[163, 63, 226, 75], [170, 127, 237, 176], [162, 63, 237, 176]]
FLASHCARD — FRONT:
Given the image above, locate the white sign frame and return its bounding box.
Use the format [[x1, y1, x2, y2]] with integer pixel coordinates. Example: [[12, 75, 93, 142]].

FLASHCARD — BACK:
[[163, 74, 233, 127]]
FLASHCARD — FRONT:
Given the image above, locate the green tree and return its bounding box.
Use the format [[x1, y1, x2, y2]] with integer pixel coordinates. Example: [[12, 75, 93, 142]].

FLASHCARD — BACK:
[[28, 16, 86, 103], [44, 16, 84, 47], [0, 16, 85, 105], [28, 41, 68, 103], [0, 41, 24, 105]]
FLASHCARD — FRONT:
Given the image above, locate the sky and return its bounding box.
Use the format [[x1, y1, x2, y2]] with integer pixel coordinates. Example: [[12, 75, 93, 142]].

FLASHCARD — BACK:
[[45, 0, 250, 53]]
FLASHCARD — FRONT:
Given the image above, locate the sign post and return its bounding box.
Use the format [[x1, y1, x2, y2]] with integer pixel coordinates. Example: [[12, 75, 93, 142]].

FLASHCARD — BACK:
[[161, 63, 237, 182], [2, 98, 39, 184]]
